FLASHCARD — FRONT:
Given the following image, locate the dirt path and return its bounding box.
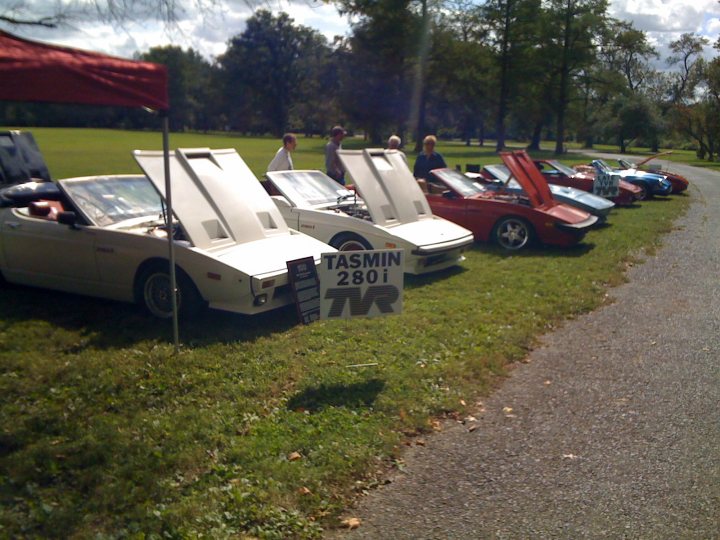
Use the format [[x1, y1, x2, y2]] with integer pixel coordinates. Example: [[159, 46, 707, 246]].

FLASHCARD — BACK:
[[332, 158, 720, 539]]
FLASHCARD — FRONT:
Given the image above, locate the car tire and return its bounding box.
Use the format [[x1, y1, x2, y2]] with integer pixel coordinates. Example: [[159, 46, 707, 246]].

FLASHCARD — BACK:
[[493, 217, 533, 251], [636, 183, 650, 200], [136, 264, 205, 319], [330, 232, 372, 251]]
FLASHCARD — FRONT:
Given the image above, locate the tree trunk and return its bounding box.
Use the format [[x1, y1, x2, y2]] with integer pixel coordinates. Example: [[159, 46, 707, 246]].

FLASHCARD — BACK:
[[527, 121, 543, 151], [495, 0, 512, 153]]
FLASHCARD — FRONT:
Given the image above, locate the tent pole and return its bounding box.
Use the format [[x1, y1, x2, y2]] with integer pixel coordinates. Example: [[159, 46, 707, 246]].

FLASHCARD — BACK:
[[161, 113, 180, 352]]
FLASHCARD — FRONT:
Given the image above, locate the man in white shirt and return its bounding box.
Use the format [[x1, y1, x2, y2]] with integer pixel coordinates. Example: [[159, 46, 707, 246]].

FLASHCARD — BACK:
[[267, 133, 297, 172]]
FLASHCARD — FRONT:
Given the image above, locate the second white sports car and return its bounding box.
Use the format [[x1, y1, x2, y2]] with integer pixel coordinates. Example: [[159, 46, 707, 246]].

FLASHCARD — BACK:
[[264, 149, 474, 274]]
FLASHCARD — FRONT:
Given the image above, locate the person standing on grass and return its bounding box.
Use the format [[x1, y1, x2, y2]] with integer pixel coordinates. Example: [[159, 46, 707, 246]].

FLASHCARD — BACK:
[[267, 133, 297, 172], [325, 125, 346, 185], [413, 134, 447, 179], [387, 134, 408, 165]]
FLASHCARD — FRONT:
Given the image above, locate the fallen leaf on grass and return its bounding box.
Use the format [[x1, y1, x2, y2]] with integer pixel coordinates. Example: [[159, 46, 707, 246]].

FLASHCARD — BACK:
[[430, 420, 442, 432], [298, 487, 312, 495], [341, 517, 361, 529], [288, 451, 302, 462]]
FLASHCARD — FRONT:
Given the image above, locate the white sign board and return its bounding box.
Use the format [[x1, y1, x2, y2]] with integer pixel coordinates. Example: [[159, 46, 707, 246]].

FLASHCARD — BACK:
[[319, 249, 404, 319], [593, 172, 620, 198]]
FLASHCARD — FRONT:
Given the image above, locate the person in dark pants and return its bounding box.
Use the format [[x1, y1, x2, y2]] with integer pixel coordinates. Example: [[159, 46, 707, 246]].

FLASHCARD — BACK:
[[325, 125, 346, 184], [413, 135, 447, 179]]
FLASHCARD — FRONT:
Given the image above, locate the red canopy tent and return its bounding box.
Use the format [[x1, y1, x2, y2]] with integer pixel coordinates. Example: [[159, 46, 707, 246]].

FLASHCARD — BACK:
[[0, 29, 181, 348], [0, 30, 168, 109]]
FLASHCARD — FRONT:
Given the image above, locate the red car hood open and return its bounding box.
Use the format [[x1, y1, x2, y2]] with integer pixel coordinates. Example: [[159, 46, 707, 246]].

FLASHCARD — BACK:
[[499, 150, 555, 208]]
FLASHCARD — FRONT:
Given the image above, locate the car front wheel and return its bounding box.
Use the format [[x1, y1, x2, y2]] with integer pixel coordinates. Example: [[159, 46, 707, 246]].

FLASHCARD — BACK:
[[635, 183, 649, 200], [493, 217, 533, 251], [330, 232, 372, 251], [137, 265, 204, 319]]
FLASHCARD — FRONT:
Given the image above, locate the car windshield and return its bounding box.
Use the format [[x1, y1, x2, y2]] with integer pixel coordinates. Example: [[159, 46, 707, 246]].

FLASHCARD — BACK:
[[484, 164, 511, 182], [431, 169, 487, 197], [60, 175, 164, 227], [546, 160, 577, 176], [267, 170, 355, 207], [593, 159, 612, 172]]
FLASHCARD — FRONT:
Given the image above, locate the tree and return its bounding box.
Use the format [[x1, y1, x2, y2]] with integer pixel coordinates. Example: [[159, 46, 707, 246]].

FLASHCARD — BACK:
[[217, 10, 332, 136], [426, 17, 494, 147], [666, 33, 713, 159], [138, 46, 212, 131], [542, 0, 607, 154], [480, 0, 542, 151], [0, 0, 221, 29]]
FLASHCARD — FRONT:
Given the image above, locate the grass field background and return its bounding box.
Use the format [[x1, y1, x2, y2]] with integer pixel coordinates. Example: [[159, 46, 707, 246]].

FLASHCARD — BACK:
[[0, 128, 692, 538]]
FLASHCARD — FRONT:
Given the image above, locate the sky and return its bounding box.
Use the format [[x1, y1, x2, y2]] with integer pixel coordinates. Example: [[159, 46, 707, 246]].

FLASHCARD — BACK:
[[1, 0, 718, 65]]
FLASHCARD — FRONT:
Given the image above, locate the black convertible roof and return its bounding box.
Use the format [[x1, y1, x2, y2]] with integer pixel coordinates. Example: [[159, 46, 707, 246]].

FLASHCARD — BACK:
[[0, 130, 52, 186]]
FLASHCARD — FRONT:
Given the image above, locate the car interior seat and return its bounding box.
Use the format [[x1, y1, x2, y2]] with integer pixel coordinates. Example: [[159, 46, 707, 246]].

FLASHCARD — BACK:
[[28, 200, 64, 220]]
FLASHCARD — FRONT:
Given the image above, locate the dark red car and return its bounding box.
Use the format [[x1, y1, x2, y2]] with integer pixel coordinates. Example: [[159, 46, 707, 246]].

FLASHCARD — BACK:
[[534, 159, 641, 206], [423, 151, 597, 251]]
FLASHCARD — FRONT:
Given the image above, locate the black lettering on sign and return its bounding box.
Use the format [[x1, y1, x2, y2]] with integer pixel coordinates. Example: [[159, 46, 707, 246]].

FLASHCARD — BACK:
[[324, 285, 400, 317]]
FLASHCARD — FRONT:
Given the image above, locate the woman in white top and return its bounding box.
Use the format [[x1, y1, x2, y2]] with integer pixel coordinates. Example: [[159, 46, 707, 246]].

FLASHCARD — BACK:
[[267, 133, 297, 172]]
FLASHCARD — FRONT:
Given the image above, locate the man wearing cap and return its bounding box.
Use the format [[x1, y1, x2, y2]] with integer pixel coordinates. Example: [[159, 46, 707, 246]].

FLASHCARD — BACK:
[[325, 125, 346, 185]]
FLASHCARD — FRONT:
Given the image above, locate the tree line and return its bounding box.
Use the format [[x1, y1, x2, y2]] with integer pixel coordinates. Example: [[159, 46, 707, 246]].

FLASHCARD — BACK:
[[2, 0, 718, 159]]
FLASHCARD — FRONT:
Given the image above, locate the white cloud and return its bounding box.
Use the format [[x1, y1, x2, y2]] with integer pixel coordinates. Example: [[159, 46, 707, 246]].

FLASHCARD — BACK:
[[609, 0, 719, 63]]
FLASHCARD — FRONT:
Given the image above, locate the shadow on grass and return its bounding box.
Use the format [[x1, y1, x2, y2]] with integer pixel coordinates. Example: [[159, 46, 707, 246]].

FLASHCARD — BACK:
[[403, 264, 468, 290], [0, 282, 301, 349], [478, 241, 597, 259], [286, 378, 385, 412]]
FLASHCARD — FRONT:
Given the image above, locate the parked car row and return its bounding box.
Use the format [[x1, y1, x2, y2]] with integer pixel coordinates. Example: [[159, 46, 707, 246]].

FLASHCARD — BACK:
[[0, 131, 688, 320]]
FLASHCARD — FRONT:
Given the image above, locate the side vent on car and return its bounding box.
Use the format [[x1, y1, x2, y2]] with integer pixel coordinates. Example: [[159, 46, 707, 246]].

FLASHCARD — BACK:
[[381, 204, 396, 221], [256, 211, 279, 230], [202, 219, 229, 240]]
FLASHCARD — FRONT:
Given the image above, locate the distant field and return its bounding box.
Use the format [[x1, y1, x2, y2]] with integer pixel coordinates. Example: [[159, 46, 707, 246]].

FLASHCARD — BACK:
[[0, 128, 691, 538]]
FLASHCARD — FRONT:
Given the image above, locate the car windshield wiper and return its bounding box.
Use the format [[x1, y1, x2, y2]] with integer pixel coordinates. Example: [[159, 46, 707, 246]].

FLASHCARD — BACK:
[[337, 192, 356, 204]]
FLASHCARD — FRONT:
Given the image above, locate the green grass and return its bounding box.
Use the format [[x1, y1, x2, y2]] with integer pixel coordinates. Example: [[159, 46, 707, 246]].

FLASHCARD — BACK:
[[0, 128, 692, 538]]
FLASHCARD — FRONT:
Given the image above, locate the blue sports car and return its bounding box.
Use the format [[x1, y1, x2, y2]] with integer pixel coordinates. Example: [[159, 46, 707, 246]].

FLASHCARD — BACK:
[[591, 159, 672, 199]]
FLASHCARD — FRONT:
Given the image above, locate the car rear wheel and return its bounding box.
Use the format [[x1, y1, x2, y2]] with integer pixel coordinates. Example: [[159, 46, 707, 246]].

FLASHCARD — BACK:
[[493, 217, 533, 251], [330, 232, 372, 251], [137, 264, 204, 319]]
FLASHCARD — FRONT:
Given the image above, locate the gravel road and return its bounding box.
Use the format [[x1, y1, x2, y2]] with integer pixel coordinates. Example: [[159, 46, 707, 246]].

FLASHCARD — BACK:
[[333, 157, 720, 539]]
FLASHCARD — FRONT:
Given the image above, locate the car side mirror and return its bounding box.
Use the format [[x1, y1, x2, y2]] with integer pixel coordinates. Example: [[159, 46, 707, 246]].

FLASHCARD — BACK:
[[57, 211, 79, 229], [441, 190, 456, 199]]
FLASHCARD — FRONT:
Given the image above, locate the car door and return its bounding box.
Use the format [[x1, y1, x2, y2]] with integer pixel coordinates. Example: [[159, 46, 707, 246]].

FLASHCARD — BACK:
[[1, 208, 100, 292], [427, 191, 469, 229]]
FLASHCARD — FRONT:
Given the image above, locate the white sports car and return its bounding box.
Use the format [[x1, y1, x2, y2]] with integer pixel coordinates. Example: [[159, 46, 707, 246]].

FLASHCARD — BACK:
[[264, 149, 474, 274], [0, 148, 333, 318]]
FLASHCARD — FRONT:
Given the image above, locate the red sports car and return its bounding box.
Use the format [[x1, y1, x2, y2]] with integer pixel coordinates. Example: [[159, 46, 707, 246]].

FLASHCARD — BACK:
[[616, 152, 689, 194], [534, 159, 641, 206], [423, 151, 597, 251]]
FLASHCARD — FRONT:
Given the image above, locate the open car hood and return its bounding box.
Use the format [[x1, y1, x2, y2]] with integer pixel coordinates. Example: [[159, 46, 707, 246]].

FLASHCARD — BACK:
[[499, 150, 554, 207], [338, 148, 433, 227], [134, 148, 290, 251]]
